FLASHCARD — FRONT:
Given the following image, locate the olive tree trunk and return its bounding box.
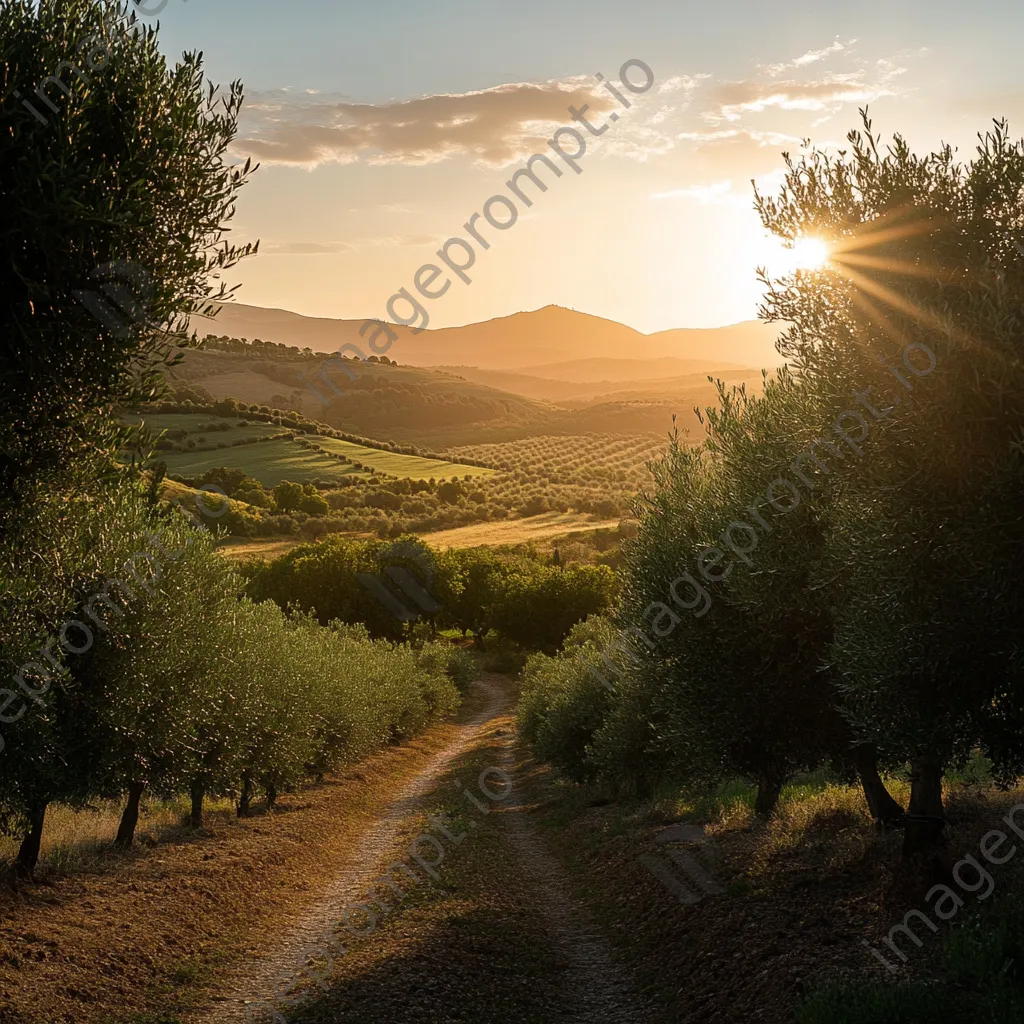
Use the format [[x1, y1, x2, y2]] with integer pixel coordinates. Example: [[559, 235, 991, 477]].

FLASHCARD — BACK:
[[115, 782, 146, 847], [754, 772, 784, 818], [189, 778, 205, 828], [903, 757, 946, 858], [14, 803, 48, 878], [237, 775, 253, 818], [852, 744, 905, 826]]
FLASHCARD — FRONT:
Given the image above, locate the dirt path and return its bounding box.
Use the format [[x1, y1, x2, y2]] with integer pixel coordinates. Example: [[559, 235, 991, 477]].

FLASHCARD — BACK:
[[487, 684, 644, 1023], [191, 671, 642, 1023], [194, 675, 509, 1023]]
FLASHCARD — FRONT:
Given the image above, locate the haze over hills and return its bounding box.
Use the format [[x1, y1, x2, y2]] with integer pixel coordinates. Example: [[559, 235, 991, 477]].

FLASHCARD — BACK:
[[433, 364, 764, 403], [195, 303, 784, 376], [170, 339, 764, 448], [509, 356, 748, 382]]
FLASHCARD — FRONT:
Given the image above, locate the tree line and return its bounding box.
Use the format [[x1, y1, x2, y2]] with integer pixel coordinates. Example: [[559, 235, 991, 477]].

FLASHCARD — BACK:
[[242, 534, 619, 653], [0, 482, 473, 876], [0, 0, 470, 880]]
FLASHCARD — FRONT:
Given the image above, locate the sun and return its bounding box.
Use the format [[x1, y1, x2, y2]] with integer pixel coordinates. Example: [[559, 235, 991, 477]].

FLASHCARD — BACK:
[[754, 234, 832, 278], [789, 236, 830, 272]]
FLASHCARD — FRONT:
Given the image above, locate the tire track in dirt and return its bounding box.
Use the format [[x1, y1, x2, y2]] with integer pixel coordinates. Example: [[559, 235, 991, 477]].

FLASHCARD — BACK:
[[490, 691, 646, 1024], [192, 674, 509, 1023]]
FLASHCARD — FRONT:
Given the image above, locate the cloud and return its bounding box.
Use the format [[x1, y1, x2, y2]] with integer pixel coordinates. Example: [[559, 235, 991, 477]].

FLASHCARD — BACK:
[[260, 235, 440, 255], [651, 181, 734, 203], [367, 235, 441, 248], [694, 40, 909, 128], [760, 39, 854, 77], [658, 74, 708, 95], [260, 241, 356, 255], [709, 75, 898, 121], [234, 79, 622, 168]]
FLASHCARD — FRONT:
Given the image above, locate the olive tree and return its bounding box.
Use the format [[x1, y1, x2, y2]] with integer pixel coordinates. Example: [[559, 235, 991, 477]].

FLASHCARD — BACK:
[[755, 113, 1024, 853], [0, 0, 256, 523]]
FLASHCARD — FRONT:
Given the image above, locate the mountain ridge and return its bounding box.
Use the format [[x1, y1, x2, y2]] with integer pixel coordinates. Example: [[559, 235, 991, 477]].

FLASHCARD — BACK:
[[194, 302, 784, 374]]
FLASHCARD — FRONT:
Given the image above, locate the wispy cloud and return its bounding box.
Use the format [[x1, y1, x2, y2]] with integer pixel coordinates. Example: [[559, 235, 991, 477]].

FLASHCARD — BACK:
[[234, 79, 621, 168], [709, 73, 900, 122], [759, 39, 854, 77], [367, 235, 440, 248], [260, 235, 439, 255], [260, 241, 356, 255], [651, 180, 734, 203]]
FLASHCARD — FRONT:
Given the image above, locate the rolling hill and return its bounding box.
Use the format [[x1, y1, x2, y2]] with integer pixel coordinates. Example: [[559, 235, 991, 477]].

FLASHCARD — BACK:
[[432, 364, 764, 403], [510, 356, 748, 382], [194, 303, 783, 372], [167, 342, 756, 447]]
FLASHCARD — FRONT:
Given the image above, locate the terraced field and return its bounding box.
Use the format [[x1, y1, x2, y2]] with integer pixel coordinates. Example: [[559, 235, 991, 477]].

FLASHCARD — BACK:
[[158, 438, 373, 486], [315, 436, 494, 480], [132, 412, 489, 485]]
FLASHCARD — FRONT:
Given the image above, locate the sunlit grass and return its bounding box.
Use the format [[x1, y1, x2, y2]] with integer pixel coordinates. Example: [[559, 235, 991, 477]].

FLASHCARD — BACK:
[[0, 794, 237, 877]]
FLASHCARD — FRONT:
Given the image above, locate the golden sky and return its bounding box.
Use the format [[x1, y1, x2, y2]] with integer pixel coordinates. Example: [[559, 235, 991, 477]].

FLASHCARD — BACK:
[[151, 0, 1023, 332]]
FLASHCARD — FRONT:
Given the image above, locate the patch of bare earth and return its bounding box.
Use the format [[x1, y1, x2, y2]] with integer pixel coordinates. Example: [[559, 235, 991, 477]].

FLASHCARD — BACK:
[[491, 724, 645, 1023]]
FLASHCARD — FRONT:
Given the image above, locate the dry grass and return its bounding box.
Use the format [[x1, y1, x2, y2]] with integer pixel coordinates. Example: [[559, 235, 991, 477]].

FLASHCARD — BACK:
[[415, 512, 621, 550], [0, 796, 237, 879], [216, 536, 308, 561], [213, 512, 623, 563]]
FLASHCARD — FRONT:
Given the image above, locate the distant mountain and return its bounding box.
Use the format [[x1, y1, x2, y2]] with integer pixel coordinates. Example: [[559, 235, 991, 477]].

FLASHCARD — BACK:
[[194, 303, 784, 373]]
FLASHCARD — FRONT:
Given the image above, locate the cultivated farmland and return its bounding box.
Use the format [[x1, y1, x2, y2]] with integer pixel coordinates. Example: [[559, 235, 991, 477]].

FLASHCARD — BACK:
[[158, 437, 372, 486], [134, 412, 488, 483], [315, 435, 495, 480]]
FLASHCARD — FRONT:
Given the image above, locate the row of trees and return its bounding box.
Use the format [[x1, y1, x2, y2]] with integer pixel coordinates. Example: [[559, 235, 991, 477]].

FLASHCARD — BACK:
[[0, 1, 473, 879], [201, 333, 397, 366], [520, 114, 1024, 857], [243, 536, 619, 652], [0, 484, 468, 876], [447, 434, 663, 491]]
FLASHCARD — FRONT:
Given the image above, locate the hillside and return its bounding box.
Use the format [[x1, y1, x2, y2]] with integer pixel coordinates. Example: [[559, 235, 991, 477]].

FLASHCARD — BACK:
[[511, 356, 749, 382], [169, 346, 554, 445], [169, 341, 738, 446], [194, 302, 784, 372]]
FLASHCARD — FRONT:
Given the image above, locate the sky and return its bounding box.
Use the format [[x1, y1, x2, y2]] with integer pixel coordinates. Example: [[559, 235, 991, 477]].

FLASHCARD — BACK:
[[144, 0, 1022, 333]]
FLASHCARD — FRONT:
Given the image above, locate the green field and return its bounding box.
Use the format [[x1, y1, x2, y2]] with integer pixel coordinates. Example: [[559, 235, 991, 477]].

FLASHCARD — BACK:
[[132, 412, 492, 486], [315, 435, 495, 480], [158, 438, 372, 486], [126, 412, 279, 449]]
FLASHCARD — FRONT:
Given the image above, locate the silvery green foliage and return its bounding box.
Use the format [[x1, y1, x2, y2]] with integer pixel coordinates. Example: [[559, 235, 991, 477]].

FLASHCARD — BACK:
[[0, 0, 256, 521], [0, 480, 460, 837]]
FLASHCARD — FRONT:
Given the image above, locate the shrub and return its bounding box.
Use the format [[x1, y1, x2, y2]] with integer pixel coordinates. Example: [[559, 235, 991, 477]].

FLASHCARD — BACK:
[[416, 641, 478, 694]]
